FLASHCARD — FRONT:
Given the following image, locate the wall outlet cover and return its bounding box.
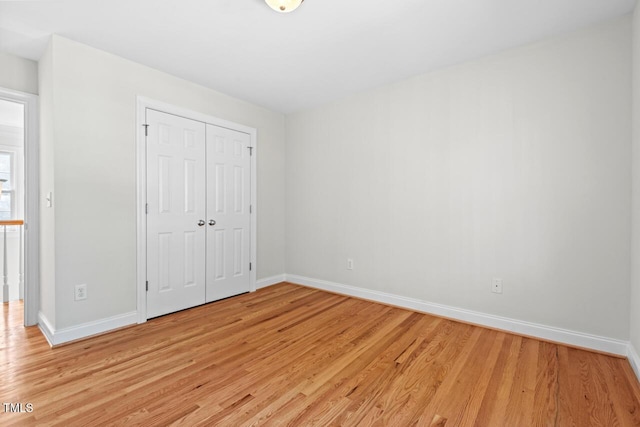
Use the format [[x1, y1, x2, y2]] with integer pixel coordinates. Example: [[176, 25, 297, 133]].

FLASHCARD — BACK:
[[74, 284, 87, 301], [492, 278, 503, 294]]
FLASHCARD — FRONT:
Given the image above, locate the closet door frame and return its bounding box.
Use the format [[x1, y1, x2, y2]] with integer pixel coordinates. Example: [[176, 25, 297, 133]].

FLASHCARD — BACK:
[[135, 97, 257, 324]]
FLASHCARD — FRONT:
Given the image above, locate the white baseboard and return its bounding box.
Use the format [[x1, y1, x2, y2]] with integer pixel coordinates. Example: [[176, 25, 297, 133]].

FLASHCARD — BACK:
[[628, 344, 640, 383], [286, 274, 629, 356], [38, 310, 137, 346], [36, 275, 286, 346], [37, 312, 55, 347], [34, 274, 634, 362], [256, 274, 286, 289]]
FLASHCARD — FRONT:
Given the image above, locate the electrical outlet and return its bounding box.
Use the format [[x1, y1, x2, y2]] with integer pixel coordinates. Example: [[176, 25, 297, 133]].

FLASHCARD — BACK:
[[75, 284, 87, 301], [347, 258, 354, 270], [492, 278, 503, 294]]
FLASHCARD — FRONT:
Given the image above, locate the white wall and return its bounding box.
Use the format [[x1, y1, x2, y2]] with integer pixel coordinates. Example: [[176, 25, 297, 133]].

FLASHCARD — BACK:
[[631, 3, 640, 358], [41, 35, 286, 330], [286, 17, 632, 340], [0, 51, 38, 95]]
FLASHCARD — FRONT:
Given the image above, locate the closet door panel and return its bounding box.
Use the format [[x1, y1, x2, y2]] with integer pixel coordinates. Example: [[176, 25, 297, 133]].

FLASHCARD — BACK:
[[205, 124, 251, 302], [146, 109, 206, 318]]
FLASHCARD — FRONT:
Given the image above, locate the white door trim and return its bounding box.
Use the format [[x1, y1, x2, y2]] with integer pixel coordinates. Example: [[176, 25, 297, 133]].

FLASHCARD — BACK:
[[136, 97, 257, 323], [0, 87, 39, 326]]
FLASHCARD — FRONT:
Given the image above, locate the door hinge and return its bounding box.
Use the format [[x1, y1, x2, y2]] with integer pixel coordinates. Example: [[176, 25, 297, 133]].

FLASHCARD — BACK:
[[249, 262, 252, 271], [249, 204, 252, 214], [248, 146, 253, 156], [146, 281, 149, 291], [145, 203, 149, 214], [143, 124, 149, 136]]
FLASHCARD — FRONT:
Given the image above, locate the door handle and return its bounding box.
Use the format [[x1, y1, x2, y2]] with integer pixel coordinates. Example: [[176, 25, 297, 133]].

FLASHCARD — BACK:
[[198, 220, 205, 226], [209, 219, 216, 226]]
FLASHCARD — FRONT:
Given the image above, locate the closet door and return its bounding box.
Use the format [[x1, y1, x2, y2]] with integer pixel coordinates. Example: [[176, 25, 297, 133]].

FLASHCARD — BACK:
[[146, 109, 207, 318], [206, 124, 251, 302]]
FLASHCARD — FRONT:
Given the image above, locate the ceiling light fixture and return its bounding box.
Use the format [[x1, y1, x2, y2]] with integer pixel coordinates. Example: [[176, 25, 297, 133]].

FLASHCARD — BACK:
[[265, 0, 304, 13]]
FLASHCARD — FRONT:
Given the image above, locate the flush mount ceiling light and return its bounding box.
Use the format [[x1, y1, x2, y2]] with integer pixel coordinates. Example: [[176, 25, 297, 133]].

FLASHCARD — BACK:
[[265, 0, 304, 13]]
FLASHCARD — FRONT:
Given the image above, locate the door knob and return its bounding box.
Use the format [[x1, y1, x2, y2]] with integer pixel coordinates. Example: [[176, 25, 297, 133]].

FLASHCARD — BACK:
[[209, 219, 216, 226], [198, 220, 205, 226]]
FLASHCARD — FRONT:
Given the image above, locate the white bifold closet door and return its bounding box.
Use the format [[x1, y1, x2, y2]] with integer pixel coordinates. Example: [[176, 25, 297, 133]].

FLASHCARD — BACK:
[[146, 109, 251, 319]]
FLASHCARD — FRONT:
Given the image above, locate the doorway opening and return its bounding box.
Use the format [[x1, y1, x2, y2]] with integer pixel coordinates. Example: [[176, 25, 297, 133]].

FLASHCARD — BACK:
[[0, 87, 39, 327]]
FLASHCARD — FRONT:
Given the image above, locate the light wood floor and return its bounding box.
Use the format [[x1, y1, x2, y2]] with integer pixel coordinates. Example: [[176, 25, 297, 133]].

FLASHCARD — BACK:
[[1, 283, 640, 426]]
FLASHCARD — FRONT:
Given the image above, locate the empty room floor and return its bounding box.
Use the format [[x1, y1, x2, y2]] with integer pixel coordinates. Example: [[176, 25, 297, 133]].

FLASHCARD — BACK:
[[1, 283, 639, 426]]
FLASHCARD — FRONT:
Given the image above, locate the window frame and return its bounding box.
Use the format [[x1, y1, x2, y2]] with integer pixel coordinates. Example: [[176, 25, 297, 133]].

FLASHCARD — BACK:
[[0, 150, 16, 220], [0, 145, 24, 232]]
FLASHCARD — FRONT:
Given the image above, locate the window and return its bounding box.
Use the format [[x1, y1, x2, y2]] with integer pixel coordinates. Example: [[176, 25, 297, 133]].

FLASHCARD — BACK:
[[0, 151, 14, 220]]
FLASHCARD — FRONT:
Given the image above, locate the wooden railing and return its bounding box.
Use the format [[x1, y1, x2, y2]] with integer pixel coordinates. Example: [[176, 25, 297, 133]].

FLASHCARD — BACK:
[[1, 220, 23, 303]]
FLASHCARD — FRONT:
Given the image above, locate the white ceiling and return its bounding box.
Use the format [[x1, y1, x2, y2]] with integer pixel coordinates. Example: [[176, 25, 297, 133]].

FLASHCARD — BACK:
[[0, 0, 636, 113]]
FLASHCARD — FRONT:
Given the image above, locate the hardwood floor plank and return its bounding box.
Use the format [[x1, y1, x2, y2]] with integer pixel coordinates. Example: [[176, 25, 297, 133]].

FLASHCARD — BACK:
[[410, 326, 483, 425], [284, 314, 435, 425], [602, 356, 640, 426], [1, 283, 639, 426], [296, 314, 441, 426], [483, 335, 526, 425], [532, 341, 559, 426], [583, 350, 624, 426], [337, 319, 465, 425], [472, 333, 516, 425], [557, 345, 583, 426], [454, 330, 507, 426], [503, 337, 539, 425]]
